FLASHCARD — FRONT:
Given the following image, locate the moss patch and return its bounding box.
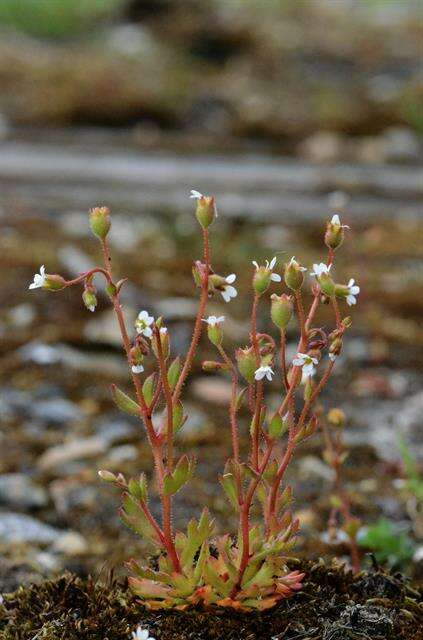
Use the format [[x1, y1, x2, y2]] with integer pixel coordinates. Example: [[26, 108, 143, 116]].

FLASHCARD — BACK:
[[1, 560, 422, 640]]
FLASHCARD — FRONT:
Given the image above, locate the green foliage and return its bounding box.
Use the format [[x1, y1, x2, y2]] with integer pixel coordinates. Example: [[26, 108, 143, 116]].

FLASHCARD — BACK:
[[127, 516, 304, 611], [0, 0, 124, 39], [358, 518, 415, 568]]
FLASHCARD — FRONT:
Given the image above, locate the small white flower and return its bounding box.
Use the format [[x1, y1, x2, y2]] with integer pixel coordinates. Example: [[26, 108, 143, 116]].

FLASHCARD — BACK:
[[190, 189, 204, 199], [288, 257, 307, 272], [159, 327, 168, 335], [87, 304, 95, 312], [135, 310, 154, 337], [131, 364, 144, 374], [310, 263, 331, 277], [329, 353, 337, 362], [252, 256, 281, 282], [254, 365, 274, 381], [29, 265, 47, 290], [202, 315, 225, 326], [346, 278, 360, 306], [292, 352, 318, 378], [331, 214, 349, 228], [131, 627, 155, 640], [221, 274, 237, 303]]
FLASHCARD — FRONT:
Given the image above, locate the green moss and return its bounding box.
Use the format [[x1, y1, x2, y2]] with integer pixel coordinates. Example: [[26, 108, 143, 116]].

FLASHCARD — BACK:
[[1, 561, 421, 640]]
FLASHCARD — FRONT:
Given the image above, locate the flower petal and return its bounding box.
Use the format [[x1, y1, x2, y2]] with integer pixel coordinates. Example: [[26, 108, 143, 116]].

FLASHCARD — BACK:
[[269, 256, 277, 269], [225, 273, 236, 284], [271, 273, 281, 282], [190, 189, 203, 199]]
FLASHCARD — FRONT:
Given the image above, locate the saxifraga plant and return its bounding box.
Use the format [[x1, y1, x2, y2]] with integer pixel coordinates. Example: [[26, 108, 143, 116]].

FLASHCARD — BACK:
[[29, 193, 359, 610]]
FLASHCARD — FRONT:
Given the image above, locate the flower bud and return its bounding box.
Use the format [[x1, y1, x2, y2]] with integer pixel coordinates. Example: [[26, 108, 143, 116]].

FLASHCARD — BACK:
[[130, 345, 144, 371], [325, 215, 344, 250], [334, 284, 349, 298], [327, 408, 345, 428], [202, 360, 227, 372], [284, 258, 306, 291], [152, 327, 170, 360], [270, 294, 293, 330], [37, 274, 66, 291], [207, 324, 223, 346], [195, 196, 217, 229], [235, 347, 257, 384], [318, 273, 335, 297], [98, 469, 117, 483], [89, 206, 111, 240], [329, 337, 343, 360], [253, 266, 272, 295], [82, 285, 97, 312]]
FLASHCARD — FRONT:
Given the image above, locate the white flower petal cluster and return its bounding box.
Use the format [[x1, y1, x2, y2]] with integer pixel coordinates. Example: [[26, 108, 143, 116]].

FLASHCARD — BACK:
[[135, 310, 154, 338], [221, 274, 237, 302], [292, 352, 318, 378], [254, 365, 274, 381], [288, 257, 307, 272], [331, 214, 349, 228], [346, 278, 360, 306], [190, 189, 204, 199], [202, 315, 225, 326], [310, 263, 331, 277], [131, 364, 144, 374], [252, 256, 281, 282], [131, 627, 155, 640], [29, 265, 47, 290]]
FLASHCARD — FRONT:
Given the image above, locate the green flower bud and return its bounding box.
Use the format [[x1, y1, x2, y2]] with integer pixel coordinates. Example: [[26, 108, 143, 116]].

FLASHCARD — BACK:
[[89, 206, 111, 240], [98, 470, 117, 483], [194, 195, 217, 229], [152, 327, 170, 360], [203, 315, 225, 346], [235, 347, 257, 384], [43, 274, 67, 291], [253, 266, 272, 295], [82, 286, 97, 312], [270, 293, 293, 329], [284, 257, 306, 291], [325, 214, 347, 250], [327, 407, 345, 428]]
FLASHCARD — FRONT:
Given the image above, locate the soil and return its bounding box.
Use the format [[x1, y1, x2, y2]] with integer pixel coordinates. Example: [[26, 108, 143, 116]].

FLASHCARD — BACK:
[[1, 560, 422, 640]]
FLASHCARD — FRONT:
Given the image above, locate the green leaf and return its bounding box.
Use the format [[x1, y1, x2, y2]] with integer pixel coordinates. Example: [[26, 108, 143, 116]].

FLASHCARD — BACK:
[[163, 455, 194, 496], [219, 473, 239, 510], [167, 357, 181, 390], [142, 373, 156, 405], [128, 473, 147, 501], [111, 384, 140, 416], [172, 401, 186, 433], [268, 412, 288, 439], [235, 386, 248, 411], [120, 493, 157, 544]]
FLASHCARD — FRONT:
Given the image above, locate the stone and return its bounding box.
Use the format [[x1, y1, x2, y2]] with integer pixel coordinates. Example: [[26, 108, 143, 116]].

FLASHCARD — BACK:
[[191, 377, 232, 406], [32, 398, 83, 424], [84, 308, 137, 347], [38, 437, 108, 472], [18, 341, 127, 378], [53, 531, 89, 556], [0, 512, 61, 545], [297, 131, 345, 163], [0, 474, 48, 510]]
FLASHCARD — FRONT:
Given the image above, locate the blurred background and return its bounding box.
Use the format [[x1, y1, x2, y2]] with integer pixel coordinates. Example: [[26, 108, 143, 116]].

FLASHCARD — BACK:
[[0, 0, 422, 591]]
